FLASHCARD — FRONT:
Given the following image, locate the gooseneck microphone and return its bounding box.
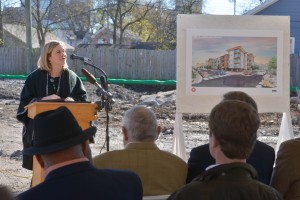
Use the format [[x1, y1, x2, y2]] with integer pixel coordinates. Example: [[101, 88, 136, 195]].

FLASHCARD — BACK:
[[100, 75, 108, 91], [82, 68, 100, 86], [81, 68, 114, 104], [70, 54, 91, 61]]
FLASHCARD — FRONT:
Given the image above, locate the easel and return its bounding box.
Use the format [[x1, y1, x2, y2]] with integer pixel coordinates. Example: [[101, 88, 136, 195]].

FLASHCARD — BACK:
[[173, 14, 292, 161]]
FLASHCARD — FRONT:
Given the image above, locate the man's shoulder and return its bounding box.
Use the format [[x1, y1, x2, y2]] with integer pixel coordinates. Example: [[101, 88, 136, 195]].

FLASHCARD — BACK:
[[99, 167, 141, 179], [94, 148, 185, 161], [255, 140, 275, 152], [281, 138, 300, 148], [168, 180, 282, 200], [157, 149, 187, 164], [191, 144, 209, 153], [94, 149, 127, 159], [277, 138, 300, 156]]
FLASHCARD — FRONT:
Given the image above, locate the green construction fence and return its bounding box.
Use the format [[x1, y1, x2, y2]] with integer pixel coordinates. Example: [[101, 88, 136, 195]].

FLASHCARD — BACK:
[[0, 74, 176, 86], [1, 74, 299, 91]]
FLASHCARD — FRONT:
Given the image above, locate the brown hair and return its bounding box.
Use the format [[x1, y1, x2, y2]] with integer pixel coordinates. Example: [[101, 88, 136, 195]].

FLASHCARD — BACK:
[[223, 91, 258, 111], [209, 100, 260, 159], [37, 40, 68, 72]]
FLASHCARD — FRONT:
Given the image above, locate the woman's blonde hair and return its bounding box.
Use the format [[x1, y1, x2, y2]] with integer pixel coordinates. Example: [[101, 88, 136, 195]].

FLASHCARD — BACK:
[[37, 40, 68, 72]]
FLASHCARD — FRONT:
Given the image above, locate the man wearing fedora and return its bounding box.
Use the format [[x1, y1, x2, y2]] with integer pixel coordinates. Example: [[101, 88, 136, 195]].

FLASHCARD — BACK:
[[18, 106, 143, 200]]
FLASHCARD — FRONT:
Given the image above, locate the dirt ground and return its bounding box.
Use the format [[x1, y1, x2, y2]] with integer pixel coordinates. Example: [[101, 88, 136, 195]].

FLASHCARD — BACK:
[[0, 78, 299, 195]]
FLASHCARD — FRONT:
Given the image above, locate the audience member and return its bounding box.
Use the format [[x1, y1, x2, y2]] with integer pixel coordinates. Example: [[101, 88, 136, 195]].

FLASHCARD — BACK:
[[0, 185, 15, 200], [18, 106, 143, 200], [167, 100, 282, 200], [93, 105, 187, 196], [187, 91, 275, 184], [270, 137, 300, 200]]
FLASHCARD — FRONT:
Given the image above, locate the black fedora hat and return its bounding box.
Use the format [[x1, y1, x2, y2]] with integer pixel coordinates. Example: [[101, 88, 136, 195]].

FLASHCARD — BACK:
[[23, 106, 96, 155]]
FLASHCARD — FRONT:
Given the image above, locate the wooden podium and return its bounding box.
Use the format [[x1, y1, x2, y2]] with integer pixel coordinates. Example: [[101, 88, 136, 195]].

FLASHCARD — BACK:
[[25, 101, 98, 187]]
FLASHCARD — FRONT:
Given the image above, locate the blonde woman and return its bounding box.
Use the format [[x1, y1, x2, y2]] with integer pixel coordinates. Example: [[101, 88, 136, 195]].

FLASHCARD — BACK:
[[17, 40, 87, 170]]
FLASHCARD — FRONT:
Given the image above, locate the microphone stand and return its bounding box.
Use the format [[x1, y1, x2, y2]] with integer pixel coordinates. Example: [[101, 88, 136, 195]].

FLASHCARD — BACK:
[[80, 59, 113, 152]]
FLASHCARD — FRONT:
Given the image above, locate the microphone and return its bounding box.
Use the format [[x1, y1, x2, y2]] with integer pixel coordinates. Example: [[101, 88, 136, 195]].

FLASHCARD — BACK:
[[70, 54, 91, 62], [81, 68, 114, 104], [82, 68, 100, 86], [100, 75, 108, 91]]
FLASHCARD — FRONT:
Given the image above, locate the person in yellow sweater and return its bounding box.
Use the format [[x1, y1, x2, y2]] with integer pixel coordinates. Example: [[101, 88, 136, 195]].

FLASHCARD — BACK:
[[93, 105, 187, 196]]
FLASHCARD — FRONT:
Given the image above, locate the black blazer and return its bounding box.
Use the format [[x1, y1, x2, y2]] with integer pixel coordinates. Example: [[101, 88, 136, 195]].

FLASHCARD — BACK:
[[18, 161, 143, 200], [187, 140, 275, 184]]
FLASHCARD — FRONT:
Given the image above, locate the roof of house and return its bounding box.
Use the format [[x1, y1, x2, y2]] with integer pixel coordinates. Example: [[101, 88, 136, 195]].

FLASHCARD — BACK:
[[3, 24, 74, 49], [244, 0, 279, 15], [83, 27, 141, 45]]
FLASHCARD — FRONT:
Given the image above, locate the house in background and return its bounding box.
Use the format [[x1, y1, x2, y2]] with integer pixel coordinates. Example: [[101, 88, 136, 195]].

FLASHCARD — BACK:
[[3, 24, 74, 49], [245, 0, 300, 53], [82, 27, 141, 46]]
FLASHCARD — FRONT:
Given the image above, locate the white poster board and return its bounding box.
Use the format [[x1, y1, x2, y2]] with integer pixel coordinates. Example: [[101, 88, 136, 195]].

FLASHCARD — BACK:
[[174, 15, 291, 160], [177, 15, 290, 114]]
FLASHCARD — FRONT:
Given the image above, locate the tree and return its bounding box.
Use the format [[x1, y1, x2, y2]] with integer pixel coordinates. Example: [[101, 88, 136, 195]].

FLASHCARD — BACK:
[[19, 0, 92, 47], [228, 0, 267, 15], [131, 1, 176, 49], [175, 0, 203, 14], [268, 56, 277, 73], [101, 0, 157, 44]]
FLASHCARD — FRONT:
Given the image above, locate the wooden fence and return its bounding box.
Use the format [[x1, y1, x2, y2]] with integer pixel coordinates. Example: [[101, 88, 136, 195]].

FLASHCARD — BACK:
[[0, 47, 176, 80], [1, 47, 300, 88]]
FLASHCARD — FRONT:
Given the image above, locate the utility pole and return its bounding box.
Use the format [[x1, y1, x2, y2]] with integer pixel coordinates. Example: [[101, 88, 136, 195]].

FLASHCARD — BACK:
[[25, 0, 32, 74], [233, 0, 236, 15], [0, 0, 4, 47]]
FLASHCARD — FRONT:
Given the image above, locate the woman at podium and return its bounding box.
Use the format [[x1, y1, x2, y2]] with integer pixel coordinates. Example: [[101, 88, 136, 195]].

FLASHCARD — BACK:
[[16, 40, 87, 170]]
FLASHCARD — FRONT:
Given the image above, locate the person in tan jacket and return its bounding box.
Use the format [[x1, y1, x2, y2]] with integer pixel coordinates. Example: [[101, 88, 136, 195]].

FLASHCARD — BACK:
[[270, 138, 300, 200], [93, 105, 187, 196]]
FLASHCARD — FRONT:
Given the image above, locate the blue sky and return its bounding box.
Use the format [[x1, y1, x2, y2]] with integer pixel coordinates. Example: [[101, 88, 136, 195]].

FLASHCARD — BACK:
[[192, 36, 277, 65]]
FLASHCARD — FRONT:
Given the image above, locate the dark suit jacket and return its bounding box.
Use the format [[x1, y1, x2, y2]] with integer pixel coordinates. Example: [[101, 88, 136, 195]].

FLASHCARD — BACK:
[[187, 140, 275, 184], [168, 163, 282, 200], [18, 161, 143, 200]]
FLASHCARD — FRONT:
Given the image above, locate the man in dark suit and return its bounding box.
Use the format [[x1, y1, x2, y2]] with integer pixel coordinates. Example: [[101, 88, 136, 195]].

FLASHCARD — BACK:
[[18, 106, 143, 200], [168, 100, 282, 200], [186, 91, 275, 184]]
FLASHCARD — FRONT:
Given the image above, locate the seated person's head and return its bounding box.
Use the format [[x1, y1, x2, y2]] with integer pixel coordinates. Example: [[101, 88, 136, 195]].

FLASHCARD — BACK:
[[0, 185, 15, 200], [22, 106, 96, 167], [208, 100, 260, 162], [122, 105, 161, 145], [223, 91, 258, 111]]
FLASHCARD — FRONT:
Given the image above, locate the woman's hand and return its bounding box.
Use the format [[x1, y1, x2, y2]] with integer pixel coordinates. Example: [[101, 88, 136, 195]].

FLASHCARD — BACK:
[[64, 97, 75, 102], [41, 94, 61, 100]]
